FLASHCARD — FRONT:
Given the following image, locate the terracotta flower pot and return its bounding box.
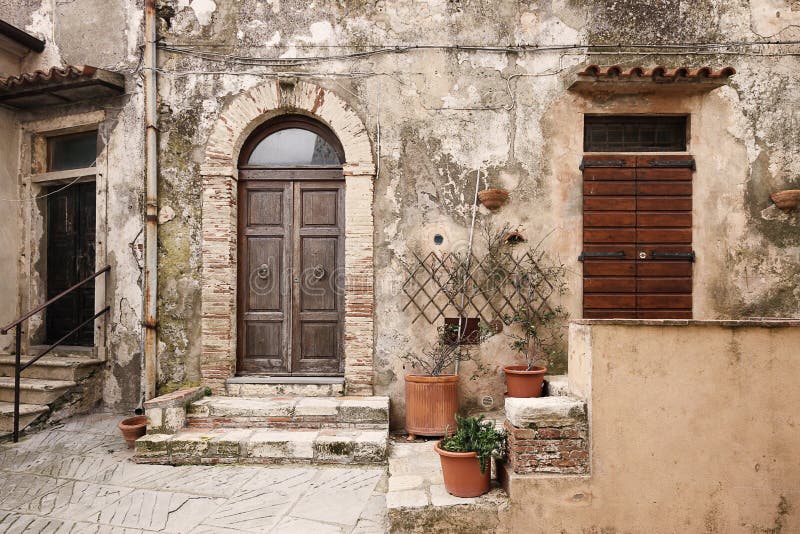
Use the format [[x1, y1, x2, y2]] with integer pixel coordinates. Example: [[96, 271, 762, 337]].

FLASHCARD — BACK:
[[477, 189, 509, 211], [770, 189, 800, 212], [435, 441, 491, 497], [504, 365, 547, 398], [118, 415, 147, 448], [405, 374, 459, 439]]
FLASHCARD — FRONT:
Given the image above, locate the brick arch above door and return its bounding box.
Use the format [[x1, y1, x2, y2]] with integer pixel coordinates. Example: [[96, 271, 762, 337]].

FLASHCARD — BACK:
[[199, 80, 376, 395]]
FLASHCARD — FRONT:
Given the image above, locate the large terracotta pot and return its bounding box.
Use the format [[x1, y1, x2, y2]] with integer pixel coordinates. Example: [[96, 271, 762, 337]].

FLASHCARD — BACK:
[[435, 441, 491, 497], [405, 374, 459, 439], [118, 416, 147, 448], [504, 365, 547, 398]]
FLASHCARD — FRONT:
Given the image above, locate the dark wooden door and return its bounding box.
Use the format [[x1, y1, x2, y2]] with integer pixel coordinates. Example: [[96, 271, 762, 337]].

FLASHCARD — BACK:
[[238, 174, 345, 375], [582, 155, 694, 319], [46, 182, 96, 345]]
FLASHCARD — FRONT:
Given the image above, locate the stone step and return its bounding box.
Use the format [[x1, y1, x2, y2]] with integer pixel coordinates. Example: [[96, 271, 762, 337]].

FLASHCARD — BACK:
[[186, 395, 390, 430], [0, 401, 49, 433], [0, 377, 76, 404], [226, 376, 345, 397], [0, 354, 103, 382], [135, 427, 389, 465]]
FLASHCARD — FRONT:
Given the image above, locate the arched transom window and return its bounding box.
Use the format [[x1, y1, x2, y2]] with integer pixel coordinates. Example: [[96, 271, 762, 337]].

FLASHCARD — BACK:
[[240, 115, 345, 168]]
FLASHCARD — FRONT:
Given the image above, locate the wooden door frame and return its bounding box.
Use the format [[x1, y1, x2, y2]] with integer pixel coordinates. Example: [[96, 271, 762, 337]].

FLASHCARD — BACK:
[[237, 169, 345, 376]]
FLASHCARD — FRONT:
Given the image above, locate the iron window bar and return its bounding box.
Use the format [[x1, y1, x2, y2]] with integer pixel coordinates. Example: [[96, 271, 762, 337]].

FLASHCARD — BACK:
[[1, 265, 110, 443]]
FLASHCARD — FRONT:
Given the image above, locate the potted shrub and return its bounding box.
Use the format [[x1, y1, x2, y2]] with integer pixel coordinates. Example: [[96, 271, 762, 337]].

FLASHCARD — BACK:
[[435, 414, 506, 497], [402, 323, 470, 440], [500, 248, 568, 398]]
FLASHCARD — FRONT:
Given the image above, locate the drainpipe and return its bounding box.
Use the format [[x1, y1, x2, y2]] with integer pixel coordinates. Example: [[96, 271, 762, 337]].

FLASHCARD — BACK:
[[143, 0, 158, 400]]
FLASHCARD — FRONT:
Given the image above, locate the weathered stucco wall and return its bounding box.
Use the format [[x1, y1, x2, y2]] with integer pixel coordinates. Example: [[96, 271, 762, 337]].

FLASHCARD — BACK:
[[0, 0, 146, 411], [149, 0, 799, 426], [504, 320, 800, 533], [0, 108, 20, 352]]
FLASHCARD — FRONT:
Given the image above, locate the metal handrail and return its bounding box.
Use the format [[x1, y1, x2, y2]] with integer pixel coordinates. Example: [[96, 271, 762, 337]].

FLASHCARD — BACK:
[[3, 265, 110, 442], [1, 265, 110, 335]]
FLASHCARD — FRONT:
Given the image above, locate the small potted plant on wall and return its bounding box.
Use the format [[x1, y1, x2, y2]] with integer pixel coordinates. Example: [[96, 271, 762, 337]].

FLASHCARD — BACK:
[[402, 323, 471, 440], [435, 414, 506, 497], [477, 185, 509, 211]]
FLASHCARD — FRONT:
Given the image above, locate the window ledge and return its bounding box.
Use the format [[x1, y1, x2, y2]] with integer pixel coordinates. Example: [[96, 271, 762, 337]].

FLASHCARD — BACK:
[[30, 167, 96, 184]]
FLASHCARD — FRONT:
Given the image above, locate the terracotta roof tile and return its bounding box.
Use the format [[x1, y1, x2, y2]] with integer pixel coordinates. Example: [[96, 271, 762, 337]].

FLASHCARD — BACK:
[[0, 65, 97, 90], [576, 64, 736, 80]]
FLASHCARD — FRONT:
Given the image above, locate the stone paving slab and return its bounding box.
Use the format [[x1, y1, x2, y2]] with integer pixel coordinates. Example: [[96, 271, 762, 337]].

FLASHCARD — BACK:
[[0, 412, 388, 533]]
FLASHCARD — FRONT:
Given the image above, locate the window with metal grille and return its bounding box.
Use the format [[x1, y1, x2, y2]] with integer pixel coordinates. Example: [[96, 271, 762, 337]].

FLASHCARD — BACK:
[[584, 115, 687, 152]]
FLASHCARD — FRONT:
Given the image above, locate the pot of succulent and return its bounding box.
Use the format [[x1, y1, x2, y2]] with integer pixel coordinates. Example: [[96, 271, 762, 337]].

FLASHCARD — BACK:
[[118, 415, 147, 448], [435, 414, 507, 497], [402, 323, 471, 440]]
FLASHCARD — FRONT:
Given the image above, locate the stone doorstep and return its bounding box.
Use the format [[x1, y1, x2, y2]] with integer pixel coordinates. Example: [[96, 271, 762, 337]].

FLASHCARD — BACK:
[[0, 377, 77, 405], [0, 354, 103, 382], [134, 427, 389, 465], [496, 459, 591, 499], [186, 395, 390, 429], [225, 377, 345, 398]]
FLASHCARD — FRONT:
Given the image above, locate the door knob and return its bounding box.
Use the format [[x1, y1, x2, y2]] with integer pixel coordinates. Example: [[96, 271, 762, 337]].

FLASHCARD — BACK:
[[256, 264, 270, 280], [311, 265, 326, 281], [638, 252, 647, 259]]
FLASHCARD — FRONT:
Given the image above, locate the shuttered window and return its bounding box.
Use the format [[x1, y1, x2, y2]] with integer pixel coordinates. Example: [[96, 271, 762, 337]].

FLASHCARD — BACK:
[[584, 115, 687, 152]]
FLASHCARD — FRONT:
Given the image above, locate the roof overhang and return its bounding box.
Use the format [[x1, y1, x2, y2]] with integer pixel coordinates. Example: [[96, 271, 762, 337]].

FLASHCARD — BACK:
[[0, 19, 45, 55], [569, 65, 736, 96], [0, 65, 125, 109]]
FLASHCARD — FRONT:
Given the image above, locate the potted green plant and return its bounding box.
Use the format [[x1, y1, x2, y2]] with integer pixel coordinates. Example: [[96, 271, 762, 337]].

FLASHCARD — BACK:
[[434, 414, 506, 497], [402, 323, 471, 440]]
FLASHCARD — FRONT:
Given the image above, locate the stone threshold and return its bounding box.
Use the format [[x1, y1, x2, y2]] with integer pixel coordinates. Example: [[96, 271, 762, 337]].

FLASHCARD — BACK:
[[227, 376, 345, 384]]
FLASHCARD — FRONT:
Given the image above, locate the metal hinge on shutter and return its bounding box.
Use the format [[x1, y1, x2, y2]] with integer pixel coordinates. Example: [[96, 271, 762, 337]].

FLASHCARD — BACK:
[[578, 250, 626, 261], [645, 159, 696, 170], [649, 251, 696, 261], [580, 159, 626, 170]]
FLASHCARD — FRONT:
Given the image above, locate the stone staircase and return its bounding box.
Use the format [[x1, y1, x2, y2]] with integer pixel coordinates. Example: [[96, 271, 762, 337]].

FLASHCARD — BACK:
[[135, 388, 390, 466], [0, 348, 105, 435]]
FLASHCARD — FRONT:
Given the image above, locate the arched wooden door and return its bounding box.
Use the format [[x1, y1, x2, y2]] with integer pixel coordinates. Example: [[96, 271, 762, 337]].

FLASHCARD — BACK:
[[237, 116, 346, 376]]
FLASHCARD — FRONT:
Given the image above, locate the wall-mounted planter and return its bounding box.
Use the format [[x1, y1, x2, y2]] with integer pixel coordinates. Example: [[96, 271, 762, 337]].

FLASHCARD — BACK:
[[770, 190, 800, 212], [477, 189, 509, 211]]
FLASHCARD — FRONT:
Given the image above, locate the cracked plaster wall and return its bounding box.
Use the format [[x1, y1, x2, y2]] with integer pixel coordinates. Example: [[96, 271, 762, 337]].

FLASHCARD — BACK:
[[4, 1, 799, 422]]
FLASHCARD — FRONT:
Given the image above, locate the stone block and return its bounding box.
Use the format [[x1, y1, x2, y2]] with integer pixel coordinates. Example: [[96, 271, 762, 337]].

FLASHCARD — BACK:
[[134, 433, 171, 459], [314, 430, 357, 463], [505, 396, 586, 429], [386, 490, 429, 509], [352, 431, 388, 463], [247, 430, 316, 460]]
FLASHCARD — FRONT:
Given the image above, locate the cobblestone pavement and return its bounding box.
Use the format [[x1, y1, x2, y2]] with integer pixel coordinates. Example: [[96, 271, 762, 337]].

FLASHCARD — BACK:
[[0, 414, 388, 533]]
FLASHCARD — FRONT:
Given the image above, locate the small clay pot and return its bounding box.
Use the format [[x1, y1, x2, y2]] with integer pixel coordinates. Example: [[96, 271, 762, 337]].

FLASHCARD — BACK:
[[504, 365, 547, 398], [435, 441, 491, 497], [405, 374, 459, 439], [770, 190, 800, 212], [118, 415, 147, 448], [477, 189, 509, 211]]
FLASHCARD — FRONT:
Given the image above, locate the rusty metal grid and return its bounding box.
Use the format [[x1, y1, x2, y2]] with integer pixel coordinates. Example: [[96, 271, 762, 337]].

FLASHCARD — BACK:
[[401, 251, 555, 324]]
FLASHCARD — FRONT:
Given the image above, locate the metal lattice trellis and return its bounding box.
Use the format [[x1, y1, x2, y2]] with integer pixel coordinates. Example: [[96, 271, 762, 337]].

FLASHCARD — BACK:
[[401, 250, 556, 324]]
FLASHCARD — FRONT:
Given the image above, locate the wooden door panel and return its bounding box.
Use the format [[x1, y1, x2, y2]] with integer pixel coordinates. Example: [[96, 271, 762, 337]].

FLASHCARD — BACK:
[[637, 212, 692, 227], [47, 183, 95, 346], [584, 182, 636, 195], [638, 182, 692, 196], [637, 294, 692, 309], [582, 155, 694, 320], [584, 294, 636, 309], [584, 278, 636, 293], [637, 278, 692, 293], [238, 180, 292, 375], [292, 181, 345, 375], [584, 212, 636, 227], [637, 197, 692, 211], [584, 228, 636, 243], [584, 197, 636, 211]]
